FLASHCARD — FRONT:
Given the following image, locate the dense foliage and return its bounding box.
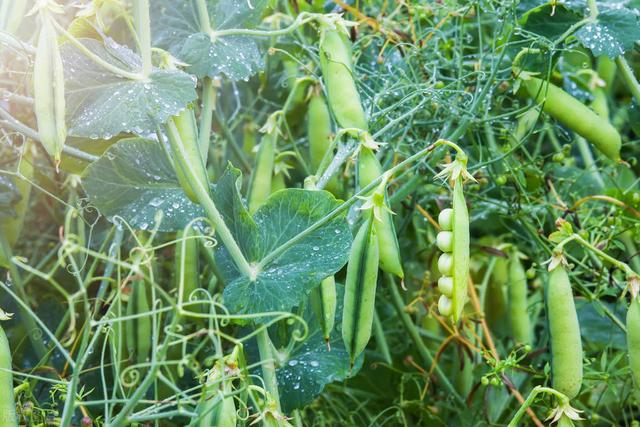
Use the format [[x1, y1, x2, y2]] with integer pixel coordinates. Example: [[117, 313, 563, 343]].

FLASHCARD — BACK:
[[0, 0, 640, 426]]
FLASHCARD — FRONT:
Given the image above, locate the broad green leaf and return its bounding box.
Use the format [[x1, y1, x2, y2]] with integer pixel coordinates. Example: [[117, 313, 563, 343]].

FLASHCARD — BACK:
[[61, 38, 197, 139], [150, 0, 268, 80], [576, 300, 626, 350], [214, 166, 352, 316], [575, 9, 640, 58], [82, 137, 205, 232], [521, 4, 581, 40]]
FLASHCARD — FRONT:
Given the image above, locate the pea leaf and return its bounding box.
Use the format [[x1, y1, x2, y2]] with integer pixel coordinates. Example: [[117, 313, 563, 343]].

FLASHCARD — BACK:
[[61, 37, 197, 139], [150, 0, 268, 80], [214, 166, 352, 316], [575, 8, 640, 58], [82, 137, 205, 232], [521, 4, 581, 40]]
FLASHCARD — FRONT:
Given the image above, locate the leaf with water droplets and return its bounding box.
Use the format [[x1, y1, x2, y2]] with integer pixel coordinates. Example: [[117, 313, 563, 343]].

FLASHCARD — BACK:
[[576, 8, 640, 58], [61, 38, 197, 139], [151, 0, 268, 80], [82, 137, 205, 231], [213, 166, 352, 316]]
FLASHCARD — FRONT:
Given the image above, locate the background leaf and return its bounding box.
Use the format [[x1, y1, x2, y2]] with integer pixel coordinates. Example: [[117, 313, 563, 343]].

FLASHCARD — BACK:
[[62, 38, 197, 139], [82, 137, 205, 231], [575, 9, 640, 58]]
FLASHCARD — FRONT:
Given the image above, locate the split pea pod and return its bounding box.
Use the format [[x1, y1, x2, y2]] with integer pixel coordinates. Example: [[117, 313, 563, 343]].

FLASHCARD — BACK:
[[319, 27, 368, 130], [34, 13, 66, 163], [358, 147, 404, 279], [627, 296, 640, 389], [508, 255, 532, 345], [167, 106, 210, 203], [248, 130, 276, 213], [435, 179, 469, 321], [342, 213, 379, 365], [0, 325, 17, 426], [521, 76, 621, 161], [547, 266, 583, 399]]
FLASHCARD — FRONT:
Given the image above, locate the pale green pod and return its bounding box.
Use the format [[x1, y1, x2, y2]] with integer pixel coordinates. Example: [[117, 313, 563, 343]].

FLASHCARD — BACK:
[[450, 179, 470, 321], [342, 215, 379, 365], [522, 76, 621, 161], [508, 256, 532, 345], [319, 28, 368, 131], [0, 325, 17, 427], [248, 131, 276, 213], [547, 266, 583, 399], [168, 106, 210, 203], [626, 296, 640, 389], [308, 89, 332, 173], [34, 15, 66, 162], [311, 275, 337, 344]]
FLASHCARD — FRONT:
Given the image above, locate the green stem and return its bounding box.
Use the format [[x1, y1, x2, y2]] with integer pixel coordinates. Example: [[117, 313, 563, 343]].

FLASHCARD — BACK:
[[558, 234, 637, 279], [195, 0, 212, 34], [615, 56, 640, 104], [51, 20, 143, 80], [507, 386, 568, 427], [163, 125, 253, 279], [199, 77, 215, 162], [212, 13, 315, 38], [256, 327, 281, 411], [133, 0, 152, 77], [387, 275, 464, 405], [576, 137, 605, 188], [372, 309, 392, 365]]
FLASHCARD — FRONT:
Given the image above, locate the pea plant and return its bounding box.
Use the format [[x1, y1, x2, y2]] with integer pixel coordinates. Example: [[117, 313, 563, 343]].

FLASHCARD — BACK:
[[0, 0, 640, 426]]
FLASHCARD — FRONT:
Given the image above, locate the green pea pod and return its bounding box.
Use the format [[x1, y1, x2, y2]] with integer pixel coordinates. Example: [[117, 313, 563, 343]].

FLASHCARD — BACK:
[[547, 266, 583, 399], [508, 256, 532, 345], [167, 106, 209, 203], [627, 296, 640, 389], [308, 89, 332, 173], [342, 213, 379, 365], [34, 14, 66, 163], [126, 280, 151, 365], [248, 131, 276, 213], [0, 325, 18, 426], [521, 76, 621, 161], [435, 179, 470, 321], [310, 275, 337, 345], [357, 147, 404, 278], [177, 228, 200, 314], [319, 28, 368, 131], [484, 256, 508, 335]]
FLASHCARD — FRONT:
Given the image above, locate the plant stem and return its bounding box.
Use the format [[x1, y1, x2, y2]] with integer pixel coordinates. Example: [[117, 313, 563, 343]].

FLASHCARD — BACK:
[[212, 13, 315, 38], [507, 386, 568, 427], [615, 56, 640, 104], [199, 77, 215, 162], [387, 275, 464, 405], [195, 0, 212, 34], [133, 0, 152, 77], [256, 327, 281, 410], [163, 125, 253, 278], [51, 20, 143, 80]]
